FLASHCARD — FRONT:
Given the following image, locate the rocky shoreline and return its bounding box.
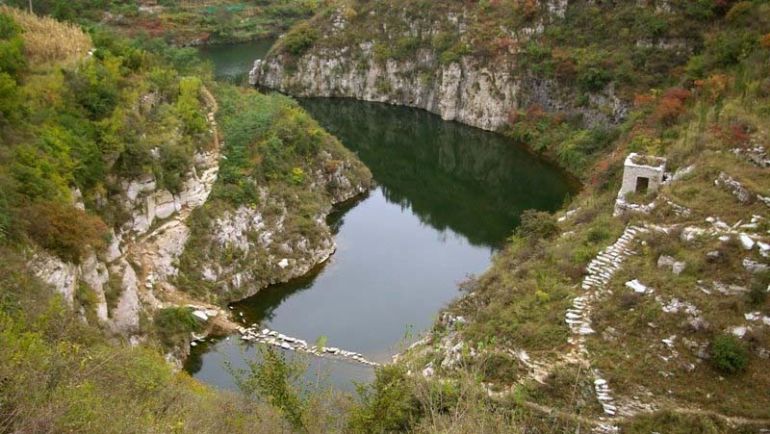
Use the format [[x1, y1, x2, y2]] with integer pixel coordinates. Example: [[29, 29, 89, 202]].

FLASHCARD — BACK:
[[236, 325, 380, 367]]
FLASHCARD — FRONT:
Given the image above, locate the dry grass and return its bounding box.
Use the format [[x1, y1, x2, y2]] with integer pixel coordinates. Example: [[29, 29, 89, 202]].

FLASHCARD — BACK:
[[0, 6, 91, 68]]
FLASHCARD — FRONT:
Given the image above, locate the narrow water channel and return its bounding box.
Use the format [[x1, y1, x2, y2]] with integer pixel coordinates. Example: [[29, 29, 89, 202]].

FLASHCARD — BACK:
[[186, 41, 576, 391]]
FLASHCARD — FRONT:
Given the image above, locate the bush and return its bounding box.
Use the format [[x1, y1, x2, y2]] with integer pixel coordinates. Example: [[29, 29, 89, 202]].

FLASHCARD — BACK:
[[517, 209, 558, 240], [176, 75, 207, 135], [348, 365, 422, 433], [710, 334, 749, 374], [282, 22, 318, 56], [0, 21, 25, 79], [577, 66, 612, 92], [153, 307, 200, 349], [747, 271, 770, 307], [65, 58, 120, 120], [233, 346, 308, 432], [21, 201, 108, 263], [0, 71, 21, 119]]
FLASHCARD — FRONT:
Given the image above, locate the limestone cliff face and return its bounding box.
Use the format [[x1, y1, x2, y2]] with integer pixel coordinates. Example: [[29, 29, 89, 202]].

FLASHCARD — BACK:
[[30, 143, 222, 340], [179, 150, 371, 302], [253, 1, 626, 132], [28, 91, 371, 355]]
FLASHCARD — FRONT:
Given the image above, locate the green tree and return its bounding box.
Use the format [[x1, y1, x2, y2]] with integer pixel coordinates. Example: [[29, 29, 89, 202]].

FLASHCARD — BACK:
[[176, 76, 207, 135], [232, 346, 308, 432], [0, 13, 26, 79]]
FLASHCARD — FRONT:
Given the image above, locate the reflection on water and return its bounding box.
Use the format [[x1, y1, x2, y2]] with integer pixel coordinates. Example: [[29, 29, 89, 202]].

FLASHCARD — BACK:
[[300, 98, 575, 247], [197, 39, 275, 83], [187, 44, 576, 391]]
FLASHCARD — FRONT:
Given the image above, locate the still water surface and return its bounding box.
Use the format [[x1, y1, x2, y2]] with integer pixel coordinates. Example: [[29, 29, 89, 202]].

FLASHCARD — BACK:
[[187, 41, 575, 390]]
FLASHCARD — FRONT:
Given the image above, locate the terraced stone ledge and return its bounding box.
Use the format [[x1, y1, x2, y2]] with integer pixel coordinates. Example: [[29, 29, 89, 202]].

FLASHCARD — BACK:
[[237, 326, 379, 367]]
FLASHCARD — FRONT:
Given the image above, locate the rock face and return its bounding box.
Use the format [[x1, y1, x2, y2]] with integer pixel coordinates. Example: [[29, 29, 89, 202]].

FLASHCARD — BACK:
[[26, 96, 224, 343], [25, 87, 371, 356], [255, 46, 626, 133], [122, 148, 220, 235], [252, 0, 631, 134], [181, 152, 371, 302]]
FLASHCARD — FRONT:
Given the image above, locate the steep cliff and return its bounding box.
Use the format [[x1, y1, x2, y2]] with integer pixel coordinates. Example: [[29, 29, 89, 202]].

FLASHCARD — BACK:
[[2, 6, 371, 365], [249, 1, 770, 432], [253, 0, 715, 175], [251, 1, 697, 128], [174, 86, 372, 304]]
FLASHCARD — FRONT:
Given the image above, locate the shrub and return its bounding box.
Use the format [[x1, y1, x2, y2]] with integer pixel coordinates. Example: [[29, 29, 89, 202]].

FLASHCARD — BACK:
[[65, 58, 120, 120], [153, 307, 200, 349], [747, 271, 770, 307], [282, 22, 318, 56], [348, 365, 422, 433], [0, 71, 21, 119], [0, 13, 25, 79], [176, 75, 207, 135], [710, 334, 749, 374], [517, 209, 558, 240], [586, 226, 610, 243], [577, 66, 612, 92], [290, 167, 305, 185], [233, 346, 308, 432], [478, 352, 519, 383], [20, 201, 108, 263]]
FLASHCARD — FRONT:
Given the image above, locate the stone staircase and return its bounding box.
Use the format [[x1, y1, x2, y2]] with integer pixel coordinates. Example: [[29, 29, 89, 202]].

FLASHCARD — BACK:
[[563, 225, 649, 432]]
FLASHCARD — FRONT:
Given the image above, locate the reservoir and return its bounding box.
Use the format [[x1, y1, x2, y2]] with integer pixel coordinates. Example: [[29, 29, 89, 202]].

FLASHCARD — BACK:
[[187, 41, 575, 390]]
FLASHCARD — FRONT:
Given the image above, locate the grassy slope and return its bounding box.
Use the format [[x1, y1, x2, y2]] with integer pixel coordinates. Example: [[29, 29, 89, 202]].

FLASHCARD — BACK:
[[3, 2, 770, 434], [270, 1, 770, 432], [4, 0, 320, 45], [0, 8, 362, 433]]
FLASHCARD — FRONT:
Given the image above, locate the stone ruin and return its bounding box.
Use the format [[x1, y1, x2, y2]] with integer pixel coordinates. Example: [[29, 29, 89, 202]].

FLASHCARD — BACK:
[[614, 153, 667, 216], [619, 153, 666, 196]]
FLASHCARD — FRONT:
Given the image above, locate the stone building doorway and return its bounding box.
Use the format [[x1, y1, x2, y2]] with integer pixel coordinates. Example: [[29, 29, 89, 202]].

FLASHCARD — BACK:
[[635, 176, 649, 193]]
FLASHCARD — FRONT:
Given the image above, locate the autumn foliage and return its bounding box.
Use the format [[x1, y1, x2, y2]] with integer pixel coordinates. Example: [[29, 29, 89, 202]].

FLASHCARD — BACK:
[[21, 201, 108, 263], [761, 33, 770, 49], [653, 87, 691, 125]]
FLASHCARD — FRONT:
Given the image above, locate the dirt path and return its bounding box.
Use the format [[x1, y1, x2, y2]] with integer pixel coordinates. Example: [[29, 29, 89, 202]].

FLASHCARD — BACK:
[[483, 223, 770, 432], [121, 85, 236, 330]]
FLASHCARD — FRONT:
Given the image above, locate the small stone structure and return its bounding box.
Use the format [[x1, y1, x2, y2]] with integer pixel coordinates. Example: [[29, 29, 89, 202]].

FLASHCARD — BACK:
[[614, 153, 667, 216], [618, 153, 666, 197]]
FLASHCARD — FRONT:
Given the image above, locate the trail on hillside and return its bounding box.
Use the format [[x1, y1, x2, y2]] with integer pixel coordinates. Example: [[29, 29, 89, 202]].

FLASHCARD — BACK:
[[122, 85, 232, 323]]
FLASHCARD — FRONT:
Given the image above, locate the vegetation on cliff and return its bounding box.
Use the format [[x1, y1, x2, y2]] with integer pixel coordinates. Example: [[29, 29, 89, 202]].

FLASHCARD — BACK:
[[0, 8, 368, 432], [3, 0, 320, 45], [0, 5, 211, 259], [3, 1, 770, 433], [175, 83, 372, 302], [266, 0, 770, 178]]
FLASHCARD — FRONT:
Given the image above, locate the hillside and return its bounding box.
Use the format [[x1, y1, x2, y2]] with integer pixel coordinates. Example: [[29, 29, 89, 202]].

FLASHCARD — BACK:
[[255, 0, 770, 432], [0, 7, 372, 432], [3, 0, 318, 45], [1, 1, 770, 433]]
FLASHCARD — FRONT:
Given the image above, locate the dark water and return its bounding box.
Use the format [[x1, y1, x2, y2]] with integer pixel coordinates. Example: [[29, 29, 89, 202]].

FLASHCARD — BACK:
[[197, 39, 274, 83], [186, 42, 576, 391]]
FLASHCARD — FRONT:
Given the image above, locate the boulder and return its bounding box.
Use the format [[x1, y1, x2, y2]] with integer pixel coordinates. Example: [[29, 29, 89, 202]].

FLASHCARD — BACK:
[[743, 258, 769, 274], [625, 279, 650, 294], [739, 233, 755, 250], [192, 310, 208, 322]]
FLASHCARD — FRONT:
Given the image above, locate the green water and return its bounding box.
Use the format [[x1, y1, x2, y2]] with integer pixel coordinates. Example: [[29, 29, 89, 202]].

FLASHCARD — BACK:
[[197, 39, 274, 83], [186, 42, 576, 391]]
